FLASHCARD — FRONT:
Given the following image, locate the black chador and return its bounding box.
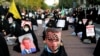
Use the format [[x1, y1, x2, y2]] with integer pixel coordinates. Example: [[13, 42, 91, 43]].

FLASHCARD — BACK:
[[81, 19, 96, 43], [93, 38, 100, 56], [0, 33, 10, 56], [13, 24, 40, 53], [74, 20, 84, 35], [40, 45, 67, 56]]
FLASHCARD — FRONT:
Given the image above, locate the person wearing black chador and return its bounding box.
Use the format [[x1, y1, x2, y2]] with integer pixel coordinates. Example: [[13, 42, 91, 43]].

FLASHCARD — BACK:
[[40, 28, 67, 56], [81, 19, 96, 43], [74, 20, 84, 36], [13, 24, 40, 53], [93, 38, 100, 56], [0, 33, 10, 56]]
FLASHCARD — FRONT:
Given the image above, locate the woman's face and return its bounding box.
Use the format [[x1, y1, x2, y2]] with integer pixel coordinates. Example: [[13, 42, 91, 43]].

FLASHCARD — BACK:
[[8, 17, 13, 24], [23, 26, 29, 32], [89, 21, 93, 25]]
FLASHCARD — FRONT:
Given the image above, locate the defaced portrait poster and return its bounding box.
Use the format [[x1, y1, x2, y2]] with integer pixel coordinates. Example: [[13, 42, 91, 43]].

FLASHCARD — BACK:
[[18, 33, 36, 55]]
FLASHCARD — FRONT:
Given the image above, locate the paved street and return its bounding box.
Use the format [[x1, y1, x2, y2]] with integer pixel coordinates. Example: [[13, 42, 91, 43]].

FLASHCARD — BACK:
[[94, 23, 100, 40], [8, 24, 96, 56]]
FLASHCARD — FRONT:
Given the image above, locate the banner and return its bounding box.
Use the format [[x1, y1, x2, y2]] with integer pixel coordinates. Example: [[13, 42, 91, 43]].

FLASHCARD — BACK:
[[8, 0, 21, 19], [37, 19, 42, 24], [57, 20, 65, 27], [86, 25, 95, 37]]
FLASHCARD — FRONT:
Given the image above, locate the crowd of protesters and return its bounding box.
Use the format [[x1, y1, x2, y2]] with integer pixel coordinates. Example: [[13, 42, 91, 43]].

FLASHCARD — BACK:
[[0, 4, 100, 56]]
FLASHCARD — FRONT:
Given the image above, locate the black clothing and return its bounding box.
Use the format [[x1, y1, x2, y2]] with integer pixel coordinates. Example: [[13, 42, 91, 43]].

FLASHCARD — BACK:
[[97, 15, 100, 24], [81, 19, 96, 43], [93, 38, 100, 56], [61, 18, 68, 30], [77, 10, 85, 20], [13, 24, 40, 53], [2, 19, 10, 35], [42, 30, 45, 40], [30, 17, 38, 26], [0, 19, 3, 32], [46, 19, 57, 28], [0, 33, 10, 56], [75, 20, 84, 35], [0, 5, 8, 15], [10, 21, 21, 37], [40, 46, 67, 56]]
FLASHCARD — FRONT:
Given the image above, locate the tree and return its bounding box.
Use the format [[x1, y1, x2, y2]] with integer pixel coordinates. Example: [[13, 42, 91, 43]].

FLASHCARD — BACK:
[[41, 0, 49, 9], [58, 0, 75, 8], [15, 0, 49, 11], [87, 0, 100, 5]]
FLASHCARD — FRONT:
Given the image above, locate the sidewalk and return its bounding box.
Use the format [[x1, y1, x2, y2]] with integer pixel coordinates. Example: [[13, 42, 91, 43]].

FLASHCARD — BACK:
[[8, 25, 96, 56]]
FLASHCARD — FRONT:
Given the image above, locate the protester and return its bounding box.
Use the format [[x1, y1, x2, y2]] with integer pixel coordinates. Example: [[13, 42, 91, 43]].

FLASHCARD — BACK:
[[13, 24, 40, 53], [93, 38, 100, 56], [0, 33, 10, 56], [40, 28, 67, 56], [80, 19, 96, 43]]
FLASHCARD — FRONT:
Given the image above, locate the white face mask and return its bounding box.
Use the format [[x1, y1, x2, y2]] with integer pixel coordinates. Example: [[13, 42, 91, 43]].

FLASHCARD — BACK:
[[1, 15, 5, 19], [79, 21, 82, 24], [24, 27, 29, 32], [41, 14, 44, 18], [89, 21, 93, 25], [8, 17, 13, 24], [29, 12, 33, 17]]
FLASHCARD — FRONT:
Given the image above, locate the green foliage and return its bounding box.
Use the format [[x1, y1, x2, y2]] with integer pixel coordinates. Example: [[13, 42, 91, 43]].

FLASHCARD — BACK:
[[58, 0, 74, 8], [87, 0, 100, 5], [13, 0, 49, 11], [41, 1, 49, 9]]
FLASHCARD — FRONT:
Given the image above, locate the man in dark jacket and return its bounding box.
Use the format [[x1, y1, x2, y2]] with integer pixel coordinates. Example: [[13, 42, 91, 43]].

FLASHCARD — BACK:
[[40, 28, 67, 56]]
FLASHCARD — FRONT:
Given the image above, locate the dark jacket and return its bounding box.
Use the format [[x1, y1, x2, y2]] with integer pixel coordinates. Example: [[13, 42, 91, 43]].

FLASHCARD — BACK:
[[40, 45, 67, 56], [0, 33, 10, 56]]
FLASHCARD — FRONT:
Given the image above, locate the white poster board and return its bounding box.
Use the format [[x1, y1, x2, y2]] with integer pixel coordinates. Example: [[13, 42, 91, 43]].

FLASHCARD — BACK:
[[68, 17, 74, 23], [86, 25, 95, 37], [37, 19, 42, 24], [57, 20, 65, 27], [66, 17, 70, 21]]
